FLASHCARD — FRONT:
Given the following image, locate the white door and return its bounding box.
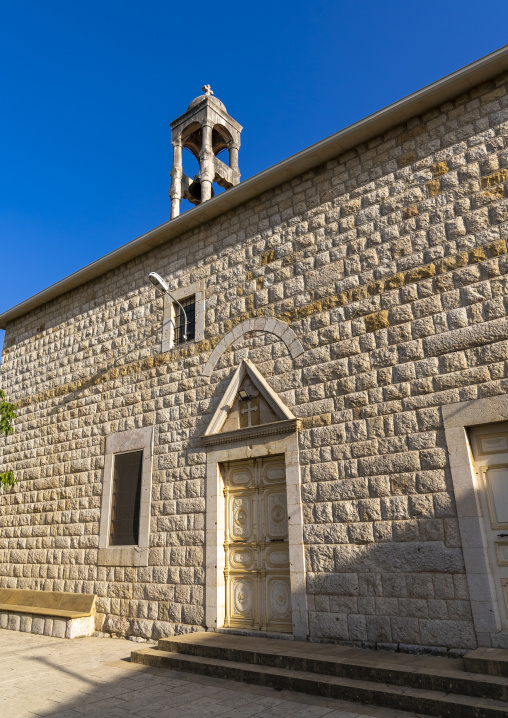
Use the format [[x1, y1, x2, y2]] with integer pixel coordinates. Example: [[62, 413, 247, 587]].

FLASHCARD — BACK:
[[470, 422, 508, 629], [223, 455, 292, 633]]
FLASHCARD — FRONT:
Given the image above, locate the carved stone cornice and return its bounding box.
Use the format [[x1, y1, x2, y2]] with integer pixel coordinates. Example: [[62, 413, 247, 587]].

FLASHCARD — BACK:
[[202, 419, 301, 446]]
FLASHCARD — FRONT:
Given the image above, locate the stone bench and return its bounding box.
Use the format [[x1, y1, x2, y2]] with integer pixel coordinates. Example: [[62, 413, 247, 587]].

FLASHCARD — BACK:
[[0, 588, 96, 639]]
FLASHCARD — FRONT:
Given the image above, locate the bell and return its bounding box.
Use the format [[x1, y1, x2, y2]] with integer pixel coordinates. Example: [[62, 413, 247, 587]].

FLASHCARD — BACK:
[[188, 178, 202, 203], [186, 177, 215, 206]]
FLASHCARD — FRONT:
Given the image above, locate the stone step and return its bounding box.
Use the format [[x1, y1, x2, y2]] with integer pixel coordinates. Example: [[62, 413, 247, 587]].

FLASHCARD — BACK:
[[465, 648, 508, 678], [130, 646, 508, 718], [156, 633, 508, 703]]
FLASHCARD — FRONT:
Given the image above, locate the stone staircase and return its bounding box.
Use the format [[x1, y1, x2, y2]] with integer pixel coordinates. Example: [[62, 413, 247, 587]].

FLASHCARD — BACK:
[[131, 632, 508, 718]]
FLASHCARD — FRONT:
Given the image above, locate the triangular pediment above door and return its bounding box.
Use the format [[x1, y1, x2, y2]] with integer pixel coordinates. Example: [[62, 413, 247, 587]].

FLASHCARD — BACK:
[[203, 359, 300, 446]]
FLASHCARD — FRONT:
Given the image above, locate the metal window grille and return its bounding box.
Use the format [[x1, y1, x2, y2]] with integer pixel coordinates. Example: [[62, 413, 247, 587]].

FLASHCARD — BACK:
[[174, 295, 196, 345], [110, 450, 143, 546]]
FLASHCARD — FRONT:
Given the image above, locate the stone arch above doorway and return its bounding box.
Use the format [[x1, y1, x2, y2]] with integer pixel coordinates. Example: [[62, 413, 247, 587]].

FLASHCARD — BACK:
[[201, 317, 304, 378]]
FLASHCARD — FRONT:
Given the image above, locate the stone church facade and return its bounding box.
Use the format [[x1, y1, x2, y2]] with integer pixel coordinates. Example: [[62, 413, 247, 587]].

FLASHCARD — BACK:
[[1, 47, 508, 655]]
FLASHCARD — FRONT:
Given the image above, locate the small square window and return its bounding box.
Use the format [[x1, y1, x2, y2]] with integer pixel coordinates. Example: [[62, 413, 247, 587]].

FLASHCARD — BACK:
[[174, 295, 196, 345], [162, 279, 205, 352]]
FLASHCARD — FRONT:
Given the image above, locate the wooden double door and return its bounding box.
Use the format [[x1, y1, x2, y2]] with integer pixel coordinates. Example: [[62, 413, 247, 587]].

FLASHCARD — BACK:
[[223, 455, 292, 633]]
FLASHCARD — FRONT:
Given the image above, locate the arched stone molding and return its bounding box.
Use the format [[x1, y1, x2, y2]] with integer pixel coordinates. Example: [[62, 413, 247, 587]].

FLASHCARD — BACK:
[[201, 317, 304, 378]]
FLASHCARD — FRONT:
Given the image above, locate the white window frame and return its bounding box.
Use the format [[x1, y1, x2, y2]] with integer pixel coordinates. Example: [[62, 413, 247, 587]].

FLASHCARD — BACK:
[[98, 426, 154, 567], [162, 279, 205, 352]]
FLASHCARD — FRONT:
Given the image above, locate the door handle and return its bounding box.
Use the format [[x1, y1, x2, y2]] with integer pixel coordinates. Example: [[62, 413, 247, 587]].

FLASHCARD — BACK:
[[497, 534, 508, 537]]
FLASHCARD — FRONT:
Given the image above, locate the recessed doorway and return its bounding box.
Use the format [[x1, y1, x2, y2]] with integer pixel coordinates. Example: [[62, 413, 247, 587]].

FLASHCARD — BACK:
[[223, 455, 292, 633]]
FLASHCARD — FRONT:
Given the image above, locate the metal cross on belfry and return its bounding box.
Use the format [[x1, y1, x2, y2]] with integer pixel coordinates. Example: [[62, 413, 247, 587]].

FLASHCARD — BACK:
[[241, 400, 258, 428], [202, 84, 213, 96]]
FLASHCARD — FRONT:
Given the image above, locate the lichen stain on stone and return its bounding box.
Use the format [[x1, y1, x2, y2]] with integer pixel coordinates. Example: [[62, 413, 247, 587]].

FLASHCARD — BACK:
[[365, 311, 390, 333]]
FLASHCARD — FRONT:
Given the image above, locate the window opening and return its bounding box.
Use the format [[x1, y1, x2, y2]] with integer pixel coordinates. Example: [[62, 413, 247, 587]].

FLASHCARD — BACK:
[[110, 450, 143, 545], [174, 295, 196, 345]]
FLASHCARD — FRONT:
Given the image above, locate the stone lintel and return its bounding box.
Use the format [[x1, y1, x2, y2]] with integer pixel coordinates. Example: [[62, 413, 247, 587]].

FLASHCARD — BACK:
[[202, 419, 301, 446]]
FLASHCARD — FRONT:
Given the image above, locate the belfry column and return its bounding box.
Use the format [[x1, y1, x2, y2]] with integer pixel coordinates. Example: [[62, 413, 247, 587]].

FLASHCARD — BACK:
[[169, 137, 183, 219], [229, 141, 240, 172], [199, 121, 214, 203]]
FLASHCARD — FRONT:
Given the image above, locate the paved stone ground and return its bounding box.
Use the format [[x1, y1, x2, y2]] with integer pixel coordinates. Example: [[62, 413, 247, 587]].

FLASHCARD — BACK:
[[0, 629, 426, 718]]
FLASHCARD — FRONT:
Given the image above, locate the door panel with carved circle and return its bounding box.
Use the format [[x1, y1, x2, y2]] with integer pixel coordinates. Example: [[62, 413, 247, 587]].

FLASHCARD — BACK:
[[223, 455, 292, 633]]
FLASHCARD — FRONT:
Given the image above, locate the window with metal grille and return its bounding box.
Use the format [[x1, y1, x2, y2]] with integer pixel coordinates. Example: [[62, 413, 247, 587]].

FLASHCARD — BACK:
[[110, 451, 143, 545], [174, 295, 196, 345]]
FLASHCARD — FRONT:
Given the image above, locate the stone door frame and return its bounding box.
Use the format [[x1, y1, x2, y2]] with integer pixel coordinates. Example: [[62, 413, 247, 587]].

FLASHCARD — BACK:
[[443, 394, 508, 649], [204, 431, 309, 640]]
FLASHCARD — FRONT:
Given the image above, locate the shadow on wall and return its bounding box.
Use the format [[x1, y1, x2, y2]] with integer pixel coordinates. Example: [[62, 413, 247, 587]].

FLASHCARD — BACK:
[[304, 473, 479, 656]]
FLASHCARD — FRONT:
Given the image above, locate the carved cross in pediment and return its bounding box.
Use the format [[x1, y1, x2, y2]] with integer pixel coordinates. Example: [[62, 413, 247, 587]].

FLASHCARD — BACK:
[[240, 399, 259, 428], [203, 359, 299, 445]]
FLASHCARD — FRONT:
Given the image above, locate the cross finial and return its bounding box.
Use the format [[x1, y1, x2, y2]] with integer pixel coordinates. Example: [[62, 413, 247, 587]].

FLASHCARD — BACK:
[[202, 84, 213, 97]]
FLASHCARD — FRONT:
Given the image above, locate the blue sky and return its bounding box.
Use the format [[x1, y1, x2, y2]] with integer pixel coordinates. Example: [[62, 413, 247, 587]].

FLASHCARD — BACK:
[[1, 0, 508, 355]]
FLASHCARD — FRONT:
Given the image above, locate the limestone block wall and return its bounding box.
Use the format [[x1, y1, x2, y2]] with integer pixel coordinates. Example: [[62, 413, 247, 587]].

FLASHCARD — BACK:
[[1, 71, 508, 651]]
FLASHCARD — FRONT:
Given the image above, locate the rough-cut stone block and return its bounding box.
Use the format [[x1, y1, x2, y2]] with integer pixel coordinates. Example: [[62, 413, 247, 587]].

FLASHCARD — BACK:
[[309, 611, 349, 639], [19, 614, 32, 633], [367, 615, 392, 643], [130, 618, 152, 639], [307, 573, 359, 596], [391, 616, 421, 644], [31, 617, 45, 635], [103, 614, 130, 637], [7, 613, 20, 631], [43, 618, 54, 636], [52, 618, 67, 638], [365, 311, 389, 332], [420, 619, 477, 650], [425, 319, 508, 357], [332, 544, 464, 573], [65, 615, 95, 639]]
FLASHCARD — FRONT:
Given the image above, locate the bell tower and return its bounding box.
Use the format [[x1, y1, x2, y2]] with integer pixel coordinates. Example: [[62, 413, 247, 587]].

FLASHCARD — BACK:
[[169, 85, 243, 219]]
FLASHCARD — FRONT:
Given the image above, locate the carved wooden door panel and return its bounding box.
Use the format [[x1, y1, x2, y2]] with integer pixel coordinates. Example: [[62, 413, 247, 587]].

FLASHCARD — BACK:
[[223, 455, 292, 633], [470, 422, 508, 629]]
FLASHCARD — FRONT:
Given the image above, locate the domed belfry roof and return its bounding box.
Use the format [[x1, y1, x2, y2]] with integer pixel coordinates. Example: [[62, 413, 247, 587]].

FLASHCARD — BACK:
[[187, 85, 227, 113]]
